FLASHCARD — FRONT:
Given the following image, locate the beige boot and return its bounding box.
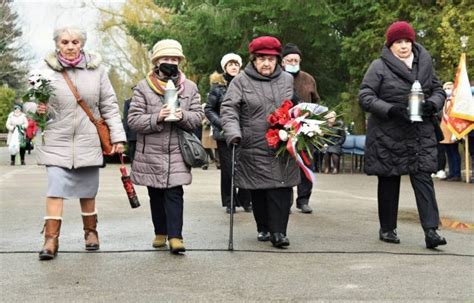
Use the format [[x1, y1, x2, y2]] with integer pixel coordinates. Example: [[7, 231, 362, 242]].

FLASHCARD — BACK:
[[152, 235, 167, 248], [38, 217, 62, 261], [82, 210, 99, 251], [169, 238, 186, 254]]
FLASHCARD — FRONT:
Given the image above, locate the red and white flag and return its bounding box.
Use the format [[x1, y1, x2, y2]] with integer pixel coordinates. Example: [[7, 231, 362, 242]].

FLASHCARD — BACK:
[[444, 53, 474, 139]]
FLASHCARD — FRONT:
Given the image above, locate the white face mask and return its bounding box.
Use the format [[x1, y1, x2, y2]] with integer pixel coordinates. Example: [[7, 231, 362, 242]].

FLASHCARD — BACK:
[[445, 89, 452, 97], [285, 64, 300, 74]]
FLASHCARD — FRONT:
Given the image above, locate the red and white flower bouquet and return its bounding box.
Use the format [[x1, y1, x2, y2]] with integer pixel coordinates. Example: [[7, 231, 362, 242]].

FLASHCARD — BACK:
[[265, 100, 338, 183]]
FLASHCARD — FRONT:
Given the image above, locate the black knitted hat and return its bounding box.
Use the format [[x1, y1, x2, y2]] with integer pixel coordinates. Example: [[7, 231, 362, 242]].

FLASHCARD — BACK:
[[281, 43, 302, 58]]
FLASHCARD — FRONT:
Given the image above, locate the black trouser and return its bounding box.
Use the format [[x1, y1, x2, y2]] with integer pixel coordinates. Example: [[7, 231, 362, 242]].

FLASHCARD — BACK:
[[250, 188, 292, 234], [436, 143, 446, 171], [296, 168, 312, 207], [147, 186, 184, 239], [127, 140, 136, 162], [11, 147, 26, 163], [377, 173, 440, 232], [217, 141, 251, 208]]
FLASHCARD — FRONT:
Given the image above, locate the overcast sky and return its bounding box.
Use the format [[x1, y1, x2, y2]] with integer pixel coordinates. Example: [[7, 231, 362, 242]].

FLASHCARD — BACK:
[[12, 0, 124, 68]]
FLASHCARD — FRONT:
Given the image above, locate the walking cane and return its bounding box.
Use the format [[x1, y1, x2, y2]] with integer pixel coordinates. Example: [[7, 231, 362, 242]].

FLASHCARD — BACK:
[[228, 143, 236, 251]]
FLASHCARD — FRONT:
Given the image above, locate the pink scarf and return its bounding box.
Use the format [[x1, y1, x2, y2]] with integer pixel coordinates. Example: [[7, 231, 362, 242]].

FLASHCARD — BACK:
[[58, 53, 84, 67]]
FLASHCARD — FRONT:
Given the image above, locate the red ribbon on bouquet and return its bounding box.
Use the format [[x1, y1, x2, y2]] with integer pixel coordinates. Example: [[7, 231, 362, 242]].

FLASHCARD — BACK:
[[286, 137, 316, 184]]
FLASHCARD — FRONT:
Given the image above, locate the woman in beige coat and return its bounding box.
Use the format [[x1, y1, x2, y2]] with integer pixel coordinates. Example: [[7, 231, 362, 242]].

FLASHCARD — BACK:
[[36, 27, 126, 260], [128, 39, 203, 254]]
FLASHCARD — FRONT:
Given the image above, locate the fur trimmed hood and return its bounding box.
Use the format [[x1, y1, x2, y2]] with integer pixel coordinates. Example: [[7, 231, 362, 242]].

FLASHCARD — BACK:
[[209, 72, 226, 85], [44, 51, 102, 72]]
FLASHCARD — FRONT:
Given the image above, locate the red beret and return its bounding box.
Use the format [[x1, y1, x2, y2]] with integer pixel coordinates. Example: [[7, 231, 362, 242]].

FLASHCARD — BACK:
[[386, 21, 416, 47], [248, 36, 282, 56]]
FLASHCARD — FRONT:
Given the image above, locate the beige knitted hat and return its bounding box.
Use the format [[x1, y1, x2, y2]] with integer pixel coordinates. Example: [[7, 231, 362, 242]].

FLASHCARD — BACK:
[[151, 39, 185, 65]]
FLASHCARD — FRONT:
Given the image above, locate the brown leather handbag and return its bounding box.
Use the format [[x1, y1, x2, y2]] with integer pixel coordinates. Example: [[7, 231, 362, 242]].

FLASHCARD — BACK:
[[62, 71, 113, 154]]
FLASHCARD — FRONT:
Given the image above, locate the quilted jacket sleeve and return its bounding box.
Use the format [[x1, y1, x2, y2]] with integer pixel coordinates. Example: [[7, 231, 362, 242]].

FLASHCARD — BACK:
[[98, 66, 126, 144]]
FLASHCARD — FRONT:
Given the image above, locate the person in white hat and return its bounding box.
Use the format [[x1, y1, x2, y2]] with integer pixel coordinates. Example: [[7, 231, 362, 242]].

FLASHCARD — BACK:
[[128, 39, 203, 254], [205, 53, 252, 214]]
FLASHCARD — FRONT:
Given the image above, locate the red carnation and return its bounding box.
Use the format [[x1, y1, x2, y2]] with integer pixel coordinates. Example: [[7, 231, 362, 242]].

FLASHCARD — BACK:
[[267, 112, 279, 126], [265, 128, 280, 148], [276, 108, 290, 125], [281, 99, 293, 110]]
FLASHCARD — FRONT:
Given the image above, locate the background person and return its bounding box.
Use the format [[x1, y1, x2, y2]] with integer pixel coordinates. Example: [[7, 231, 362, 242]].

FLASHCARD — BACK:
[[6, 103, 28, 165], [201, 103, 219, 170], [128, 39, 203, 254], [25, 113, 38, 155], [321, 111, 346, 174], [205, 53, 252, 214], [123, 97, 137, 162], [36, 26, 126, 261], [281, 42, 320, 214], [359, 21, 447, 249], [440, 82, 462, 182], [221, 36, 300, 248]]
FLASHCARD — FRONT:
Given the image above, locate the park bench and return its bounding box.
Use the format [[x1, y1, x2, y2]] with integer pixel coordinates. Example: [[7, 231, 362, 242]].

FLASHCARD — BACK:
[[0, 133, 7, 145]]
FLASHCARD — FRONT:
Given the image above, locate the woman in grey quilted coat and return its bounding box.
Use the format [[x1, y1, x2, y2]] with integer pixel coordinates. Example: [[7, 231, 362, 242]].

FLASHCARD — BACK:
[[128, 39, 203, 254], [359, 21, 447, 249], [221, 36, 300, 248], [36, 27, 126, 261]]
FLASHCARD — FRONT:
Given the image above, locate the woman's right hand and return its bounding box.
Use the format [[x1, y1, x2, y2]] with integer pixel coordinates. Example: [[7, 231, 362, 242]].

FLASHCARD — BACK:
[[158, 104, 170, 122], [37, 102, 48, 114]]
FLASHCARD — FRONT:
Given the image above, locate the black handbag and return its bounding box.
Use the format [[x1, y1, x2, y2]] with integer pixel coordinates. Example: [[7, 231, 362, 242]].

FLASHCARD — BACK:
[[178, 128, 209, 168]]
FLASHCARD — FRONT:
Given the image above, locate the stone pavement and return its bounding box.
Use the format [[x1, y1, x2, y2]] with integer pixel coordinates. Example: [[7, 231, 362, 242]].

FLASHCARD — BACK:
[[0, 147, 473, 302]]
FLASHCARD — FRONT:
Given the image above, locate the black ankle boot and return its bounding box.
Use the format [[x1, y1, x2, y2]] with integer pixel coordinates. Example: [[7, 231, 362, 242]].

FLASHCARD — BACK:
[[270, 233, 290, 248], [379, 229, 400, 244], [257, 231, 270, 242], [424, 229, 447, 249]]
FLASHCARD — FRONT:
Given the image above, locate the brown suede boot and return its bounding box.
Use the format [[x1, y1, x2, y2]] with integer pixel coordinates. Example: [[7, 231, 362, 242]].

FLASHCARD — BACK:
[[82, 211, 99, 251], [38, 217, 62, 261]]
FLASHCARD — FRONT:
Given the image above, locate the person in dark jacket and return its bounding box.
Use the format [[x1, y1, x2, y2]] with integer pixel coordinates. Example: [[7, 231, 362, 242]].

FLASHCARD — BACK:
[[205, 53, 252, 214], [123, 97, 137, 162], [359, 21, 447, 249], [281, 42, 320, 214], [221, 36, 300, 248], [321, 111, 346, 174]]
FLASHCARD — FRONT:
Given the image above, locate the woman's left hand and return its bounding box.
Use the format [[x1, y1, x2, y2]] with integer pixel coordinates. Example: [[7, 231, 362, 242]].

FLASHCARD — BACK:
[[175, 108, 183, 121], [110, 143, 125, 154]]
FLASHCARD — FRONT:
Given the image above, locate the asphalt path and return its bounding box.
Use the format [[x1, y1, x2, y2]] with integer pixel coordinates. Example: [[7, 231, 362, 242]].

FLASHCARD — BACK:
[[0, 148, 473, 302]]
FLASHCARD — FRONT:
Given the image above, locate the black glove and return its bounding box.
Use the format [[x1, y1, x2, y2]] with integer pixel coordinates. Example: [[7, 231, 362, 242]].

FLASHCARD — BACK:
[[422, 101, 437, 116], [388, 106, 410, 123]]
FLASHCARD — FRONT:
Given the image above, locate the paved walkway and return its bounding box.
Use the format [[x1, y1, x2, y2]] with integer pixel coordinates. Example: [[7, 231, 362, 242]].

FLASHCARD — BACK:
[[0, 148, 473, 301]]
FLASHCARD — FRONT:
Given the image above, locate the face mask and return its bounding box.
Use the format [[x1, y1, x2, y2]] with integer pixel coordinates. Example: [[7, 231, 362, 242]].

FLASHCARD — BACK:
[[158, 63, 179, 77], [445, 89, 452, 97], [285, 64, 300, 74]]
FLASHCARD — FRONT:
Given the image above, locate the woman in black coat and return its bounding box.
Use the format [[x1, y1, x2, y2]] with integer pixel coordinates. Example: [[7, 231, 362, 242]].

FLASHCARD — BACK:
[[205, 53, 252, 214], [359, 21, 447, 249]]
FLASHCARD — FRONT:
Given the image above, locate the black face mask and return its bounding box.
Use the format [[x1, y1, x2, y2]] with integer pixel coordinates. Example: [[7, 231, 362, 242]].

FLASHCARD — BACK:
[[158, 63, 179, 77]]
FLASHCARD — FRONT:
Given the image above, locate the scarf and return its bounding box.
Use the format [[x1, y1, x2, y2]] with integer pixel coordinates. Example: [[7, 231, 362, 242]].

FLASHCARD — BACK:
[[223, 73, 235, 84], [58, 52, 84, 67], [146, 70, 186, 96], [394, 52, 414, 69]]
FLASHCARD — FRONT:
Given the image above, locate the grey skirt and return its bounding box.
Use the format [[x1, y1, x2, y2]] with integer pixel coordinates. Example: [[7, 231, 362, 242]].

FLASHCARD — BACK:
[[47, 166, 99, 199]]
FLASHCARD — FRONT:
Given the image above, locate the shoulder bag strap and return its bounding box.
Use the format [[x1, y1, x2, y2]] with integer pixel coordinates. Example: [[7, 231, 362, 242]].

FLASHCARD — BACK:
[[61, 70, 97, 123]]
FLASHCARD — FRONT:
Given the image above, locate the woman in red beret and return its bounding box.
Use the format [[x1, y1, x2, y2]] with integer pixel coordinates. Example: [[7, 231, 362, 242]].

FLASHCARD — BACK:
[[359, 21, 447, 249], [221, 36, 300, 248]]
